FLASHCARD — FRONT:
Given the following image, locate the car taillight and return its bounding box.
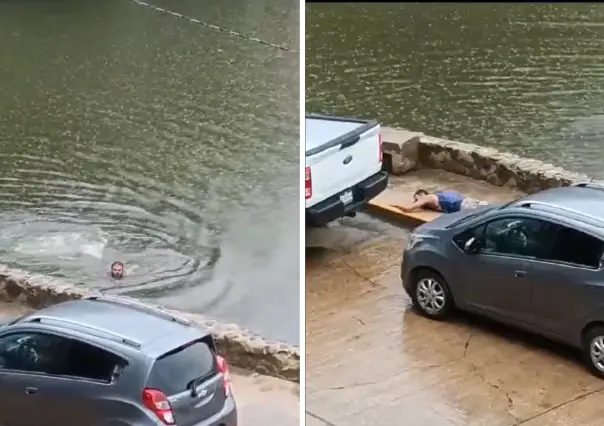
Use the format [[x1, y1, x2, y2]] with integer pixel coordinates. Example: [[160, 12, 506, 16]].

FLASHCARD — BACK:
[[305, 167, 312, 200], [143, 388, 175, 425], [378, 132, 383, 163], [216, 355, 231, 396]]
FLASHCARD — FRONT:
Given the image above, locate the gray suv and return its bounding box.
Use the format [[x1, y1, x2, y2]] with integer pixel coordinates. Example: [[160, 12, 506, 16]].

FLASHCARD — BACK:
[[402, 182, 604, 378], [0, 296, 237, 426]]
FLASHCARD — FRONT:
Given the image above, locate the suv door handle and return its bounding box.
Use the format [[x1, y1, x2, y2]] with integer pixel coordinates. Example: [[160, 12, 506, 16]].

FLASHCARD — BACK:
[[25, 387, 38, 395], [514, 270, 527, 278]]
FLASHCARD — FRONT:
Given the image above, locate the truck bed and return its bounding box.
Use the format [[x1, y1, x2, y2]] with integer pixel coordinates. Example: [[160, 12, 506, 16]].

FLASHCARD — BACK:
[[306, 118, 363, 148], [305, 114, 377, 156]]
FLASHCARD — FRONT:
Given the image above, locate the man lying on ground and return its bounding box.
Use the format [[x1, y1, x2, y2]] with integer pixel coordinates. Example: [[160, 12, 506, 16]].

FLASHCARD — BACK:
[[395, 189, 488, 213]]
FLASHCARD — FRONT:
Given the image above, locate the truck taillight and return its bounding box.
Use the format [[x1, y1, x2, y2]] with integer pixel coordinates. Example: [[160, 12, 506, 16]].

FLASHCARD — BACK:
[[142, 388, 175, 425], [305, 167, 312, 199], [216, 355, 231, 397], [378, 132, 383, 163]]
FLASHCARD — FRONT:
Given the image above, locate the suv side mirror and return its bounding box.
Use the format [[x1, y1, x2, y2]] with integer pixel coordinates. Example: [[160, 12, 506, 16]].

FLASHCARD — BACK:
[[464, 237, 484, 254]]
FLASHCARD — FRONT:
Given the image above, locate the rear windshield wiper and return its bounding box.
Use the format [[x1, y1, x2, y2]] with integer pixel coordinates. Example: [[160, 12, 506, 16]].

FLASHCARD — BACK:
[[186, 372, 214, 396]]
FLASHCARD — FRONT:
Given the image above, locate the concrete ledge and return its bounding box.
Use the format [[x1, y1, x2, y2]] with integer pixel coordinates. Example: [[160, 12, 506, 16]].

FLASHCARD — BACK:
[[382, 127, 593, 193], [0, 265, 300, 383]]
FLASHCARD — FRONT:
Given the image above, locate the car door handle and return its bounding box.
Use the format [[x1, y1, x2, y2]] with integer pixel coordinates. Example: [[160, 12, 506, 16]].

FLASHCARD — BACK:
[[25, 387, 38, 395], [514, 270, 527, 278]]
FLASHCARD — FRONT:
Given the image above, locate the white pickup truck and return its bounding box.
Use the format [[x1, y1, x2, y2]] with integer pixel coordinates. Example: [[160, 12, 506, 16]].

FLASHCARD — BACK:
[[305, 114, 388, 226]]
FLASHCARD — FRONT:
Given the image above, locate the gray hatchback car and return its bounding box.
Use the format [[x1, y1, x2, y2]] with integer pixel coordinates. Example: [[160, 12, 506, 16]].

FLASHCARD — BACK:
[[402, 182, 604, 378], [0, 296, 237, 426]]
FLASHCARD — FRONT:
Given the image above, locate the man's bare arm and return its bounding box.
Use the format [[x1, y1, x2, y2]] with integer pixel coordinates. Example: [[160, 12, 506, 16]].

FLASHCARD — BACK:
[[393, 198, 432, 213]]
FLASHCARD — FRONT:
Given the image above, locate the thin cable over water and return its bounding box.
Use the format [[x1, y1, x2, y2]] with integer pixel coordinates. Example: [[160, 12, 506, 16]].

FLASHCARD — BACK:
[[129, 0, 299, 53]]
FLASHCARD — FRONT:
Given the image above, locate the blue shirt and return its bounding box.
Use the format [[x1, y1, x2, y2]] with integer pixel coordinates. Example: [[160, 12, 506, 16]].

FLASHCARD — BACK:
[[436, 191, 465, 213]]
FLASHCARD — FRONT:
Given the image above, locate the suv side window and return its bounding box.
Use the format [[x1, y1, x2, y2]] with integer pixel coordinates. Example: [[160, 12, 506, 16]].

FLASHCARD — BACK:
[[59, 339, 127, 383], [483, 217, 555, 257], [0, 332, 126, 383], [548, 225, 604, 268], [455, 216, 555, 258], [453, 224, 485, 249], [0, 332, 66, 374]]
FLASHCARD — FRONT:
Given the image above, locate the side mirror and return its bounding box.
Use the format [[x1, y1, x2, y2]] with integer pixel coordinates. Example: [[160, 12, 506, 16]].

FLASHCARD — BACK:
[[599, 254, 604, 270], [464, 237, 483, 254]]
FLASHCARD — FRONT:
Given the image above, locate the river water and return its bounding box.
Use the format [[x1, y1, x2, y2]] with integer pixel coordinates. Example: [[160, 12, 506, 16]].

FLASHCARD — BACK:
[[0, 0, 299, 343], [307, 3, 604, 177]]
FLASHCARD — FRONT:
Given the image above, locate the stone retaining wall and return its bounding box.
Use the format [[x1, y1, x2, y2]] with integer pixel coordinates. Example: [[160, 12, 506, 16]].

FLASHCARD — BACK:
[[0, 265, 299, 383], [382, 127, 594, 193]]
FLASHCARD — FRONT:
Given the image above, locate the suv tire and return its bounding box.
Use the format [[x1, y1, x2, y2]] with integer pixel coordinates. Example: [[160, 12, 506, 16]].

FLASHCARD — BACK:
[[583, 326, 604, 378], [410, 269, 454, 320]]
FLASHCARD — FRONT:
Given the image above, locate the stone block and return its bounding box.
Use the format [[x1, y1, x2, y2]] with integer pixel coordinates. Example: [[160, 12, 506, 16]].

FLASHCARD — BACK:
[[381, 127, 423, 174], [414, 134, 593, 192]]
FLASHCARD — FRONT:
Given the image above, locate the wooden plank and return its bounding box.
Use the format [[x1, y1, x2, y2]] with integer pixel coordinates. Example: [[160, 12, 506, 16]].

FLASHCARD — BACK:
[[366, 189, 441, 225], [366, 199, 441, 226], [366, 199, 441, 223]]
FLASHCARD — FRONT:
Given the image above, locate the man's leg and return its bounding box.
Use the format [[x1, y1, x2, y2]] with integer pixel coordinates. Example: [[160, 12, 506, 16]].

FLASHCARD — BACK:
[[460, 197, 488, 210]]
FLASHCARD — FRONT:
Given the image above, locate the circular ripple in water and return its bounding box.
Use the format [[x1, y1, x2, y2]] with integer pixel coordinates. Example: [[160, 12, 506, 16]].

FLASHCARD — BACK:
[[0, 153, 221, 299], [0, 0, 300, 343]]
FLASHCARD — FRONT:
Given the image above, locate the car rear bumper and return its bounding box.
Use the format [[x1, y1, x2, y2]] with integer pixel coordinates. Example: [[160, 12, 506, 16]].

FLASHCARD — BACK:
[[306, 170, 388, 227], [193, 395, 237, 426], [215, 405, 237, 426]]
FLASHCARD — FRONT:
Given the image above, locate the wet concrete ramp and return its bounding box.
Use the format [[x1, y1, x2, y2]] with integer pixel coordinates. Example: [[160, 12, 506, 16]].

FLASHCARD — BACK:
[[306, 171, 604, 426]]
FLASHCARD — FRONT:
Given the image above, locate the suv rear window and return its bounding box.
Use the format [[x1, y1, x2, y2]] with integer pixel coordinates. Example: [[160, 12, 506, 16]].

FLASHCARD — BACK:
[[147, 338, 216, 395]]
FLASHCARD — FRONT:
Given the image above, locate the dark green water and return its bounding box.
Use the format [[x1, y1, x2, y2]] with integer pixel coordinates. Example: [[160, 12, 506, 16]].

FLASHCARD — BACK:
[[307, 3, 604, 177], [0, 0, 299, 343]]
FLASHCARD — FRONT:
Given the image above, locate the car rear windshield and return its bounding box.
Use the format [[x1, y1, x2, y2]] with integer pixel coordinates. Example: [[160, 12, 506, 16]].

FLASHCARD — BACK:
[[147, 338, 216, 395]]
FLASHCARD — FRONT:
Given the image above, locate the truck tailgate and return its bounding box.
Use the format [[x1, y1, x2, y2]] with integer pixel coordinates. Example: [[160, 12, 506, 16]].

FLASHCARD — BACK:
[[306, 115, 382, 207]]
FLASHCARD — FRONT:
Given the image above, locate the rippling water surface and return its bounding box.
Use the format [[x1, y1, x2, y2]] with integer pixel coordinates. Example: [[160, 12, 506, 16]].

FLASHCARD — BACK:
[[0, 0, 299, 343], [307, 3, 604, 177]]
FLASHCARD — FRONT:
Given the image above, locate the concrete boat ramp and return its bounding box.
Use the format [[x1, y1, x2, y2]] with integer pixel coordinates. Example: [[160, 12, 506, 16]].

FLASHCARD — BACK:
[[306, 129, 604, 426]]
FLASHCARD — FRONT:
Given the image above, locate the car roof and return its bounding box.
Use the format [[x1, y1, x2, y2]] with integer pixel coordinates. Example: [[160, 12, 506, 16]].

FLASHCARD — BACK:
[[513, 186, 604, 222], [19, 298, 198, 349]]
